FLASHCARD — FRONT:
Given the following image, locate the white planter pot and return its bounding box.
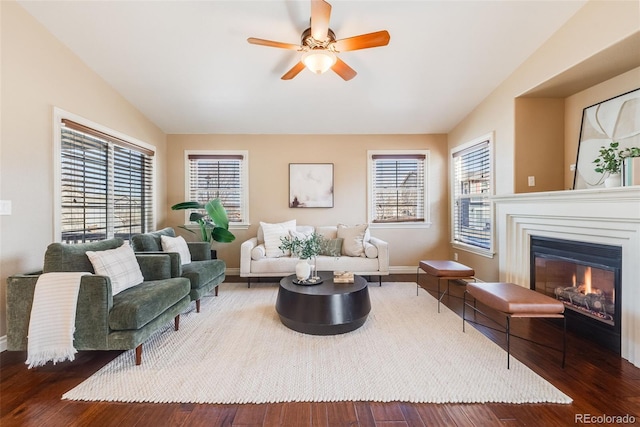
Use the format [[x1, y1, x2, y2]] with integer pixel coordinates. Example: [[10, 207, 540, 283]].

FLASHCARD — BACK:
[[604, 173, 621, 188], [295, 259, 311, 281]]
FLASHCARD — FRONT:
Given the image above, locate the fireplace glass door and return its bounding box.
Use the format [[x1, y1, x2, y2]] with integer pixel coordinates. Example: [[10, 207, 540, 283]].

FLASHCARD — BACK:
[[530, 236, 621, 353], [533, 257, 615, 326]]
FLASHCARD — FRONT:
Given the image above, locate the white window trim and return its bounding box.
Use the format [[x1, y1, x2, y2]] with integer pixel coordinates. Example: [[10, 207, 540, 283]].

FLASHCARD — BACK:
[[450, 132, 495, 257], [183, 150, 250, 229], [367, 149, 431, 229], [53, 107, 157, 242]]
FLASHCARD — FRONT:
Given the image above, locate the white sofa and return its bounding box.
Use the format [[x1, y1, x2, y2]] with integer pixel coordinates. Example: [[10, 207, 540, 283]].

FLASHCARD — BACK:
[[240, 223, 389, 286]]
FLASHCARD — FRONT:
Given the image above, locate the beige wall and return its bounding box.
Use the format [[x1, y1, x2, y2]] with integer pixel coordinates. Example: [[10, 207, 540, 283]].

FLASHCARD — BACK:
[[165, 134, 450, 270], [0, 1, 167, 338], [514, 98, 565, 193], [448, 0, 639, 281]]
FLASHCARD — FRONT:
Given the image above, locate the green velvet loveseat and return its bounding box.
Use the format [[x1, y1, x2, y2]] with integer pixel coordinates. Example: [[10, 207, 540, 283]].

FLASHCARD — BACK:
[[6, 238, 191, 365], [131, 227, 226, 313]]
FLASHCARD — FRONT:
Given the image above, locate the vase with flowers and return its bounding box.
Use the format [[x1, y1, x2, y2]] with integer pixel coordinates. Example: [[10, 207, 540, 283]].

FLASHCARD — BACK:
[[279, 232, 324, 282]]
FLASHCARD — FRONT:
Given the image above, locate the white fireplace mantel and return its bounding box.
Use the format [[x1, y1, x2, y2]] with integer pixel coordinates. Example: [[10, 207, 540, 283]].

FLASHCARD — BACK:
[[493, 187, 640, 368]]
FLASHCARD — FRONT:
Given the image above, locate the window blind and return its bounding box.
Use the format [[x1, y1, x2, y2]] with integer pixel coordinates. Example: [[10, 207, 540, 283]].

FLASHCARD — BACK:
[[371, 154, 425, 223], [112, 145, 153, 239], [187, 154, 244, 223], [60, 120, 154, 243], [452, 141, 491, 249]]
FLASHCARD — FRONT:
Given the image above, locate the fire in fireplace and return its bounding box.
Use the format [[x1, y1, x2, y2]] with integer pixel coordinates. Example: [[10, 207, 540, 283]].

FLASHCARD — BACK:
[[530, 236, 621, 354], [543, 261, 615, 324]]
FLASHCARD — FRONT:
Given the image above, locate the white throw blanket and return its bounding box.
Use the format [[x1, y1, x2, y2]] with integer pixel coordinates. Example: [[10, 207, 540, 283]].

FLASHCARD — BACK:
[[26, 272, 89, 368]]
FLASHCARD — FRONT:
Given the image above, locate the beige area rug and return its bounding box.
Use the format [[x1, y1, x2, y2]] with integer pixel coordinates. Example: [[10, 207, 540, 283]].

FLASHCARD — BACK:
[[63, 282, 572, 404]]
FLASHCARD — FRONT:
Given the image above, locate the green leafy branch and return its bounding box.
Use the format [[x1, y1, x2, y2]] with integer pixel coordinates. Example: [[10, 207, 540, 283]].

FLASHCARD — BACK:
[[279, 232, 324, 259]]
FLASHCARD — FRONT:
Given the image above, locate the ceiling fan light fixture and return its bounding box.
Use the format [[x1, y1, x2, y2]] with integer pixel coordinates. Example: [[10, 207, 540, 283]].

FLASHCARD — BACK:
[[247, 1, 390, 81], [302, 49, 336, 74]]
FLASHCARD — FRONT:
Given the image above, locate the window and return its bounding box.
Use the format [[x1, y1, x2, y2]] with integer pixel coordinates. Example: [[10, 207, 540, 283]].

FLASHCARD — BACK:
[[451, 134, 493, 253], [185, 151, 248, 225], [57, 118, 154, 243], [368, 151, 429, 225]]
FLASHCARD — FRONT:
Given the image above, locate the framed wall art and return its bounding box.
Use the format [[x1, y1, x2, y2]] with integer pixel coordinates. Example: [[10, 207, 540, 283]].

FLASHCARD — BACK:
[[573, 88, 640, 189], [289, 163, 334, 208]]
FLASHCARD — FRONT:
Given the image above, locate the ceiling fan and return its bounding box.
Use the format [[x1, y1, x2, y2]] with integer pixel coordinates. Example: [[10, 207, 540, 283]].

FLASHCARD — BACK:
[[247, 0, 390, 81]]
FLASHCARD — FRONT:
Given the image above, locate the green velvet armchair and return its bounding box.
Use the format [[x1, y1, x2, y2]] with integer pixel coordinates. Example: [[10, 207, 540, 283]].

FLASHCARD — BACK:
[[131, 227, 226, 313], [6, 238, 191, 365]]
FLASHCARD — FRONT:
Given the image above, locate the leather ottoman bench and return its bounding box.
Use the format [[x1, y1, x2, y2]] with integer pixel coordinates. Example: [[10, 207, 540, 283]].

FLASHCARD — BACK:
[[463, 282, 566, 369], [416, 260, 475, 312]]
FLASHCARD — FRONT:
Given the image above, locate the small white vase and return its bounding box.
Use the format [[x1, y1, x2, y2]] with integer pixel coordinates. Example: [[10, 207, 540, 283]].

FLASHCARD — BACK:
[[604, 173, 621, 188], [295, 259, 311, 281]]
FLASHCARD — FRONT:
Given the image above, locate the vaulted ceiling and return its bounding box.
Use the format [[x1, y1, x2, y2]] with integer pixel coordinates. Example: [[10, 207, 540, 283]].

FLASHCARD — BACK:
[[19, 1, 586, 134]]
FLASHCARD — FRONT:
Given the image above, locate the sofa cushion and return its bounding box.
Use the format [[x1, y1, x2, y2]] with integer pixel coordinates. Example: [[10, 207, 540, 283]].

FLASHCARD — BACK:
[[109, 278, 190, 330], [86, 243, 145, 295], [296, 225, 315, 235], [337, 224, 369, 257], [315, 226, 337, 240], [161, 235, 192, 265], [131, 227, 176, 252], [289, 227, 314, 240], [258, 224, 312, 244], [181, 259, 226, 290], [320, 238, 343, 257], [44, 238, 124, 273], [260, 220, 296, 258], [316, 255, 380, 273]]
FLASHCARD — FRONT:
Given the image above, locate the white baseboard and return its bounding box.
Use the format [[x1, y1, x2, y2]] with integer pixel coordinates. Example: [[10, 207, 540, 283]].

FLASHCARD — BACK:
[[389, 266, 418, 275], [0, 335, 7, 352], [226, 267, 240, 276], [225, 266, 418, 277]]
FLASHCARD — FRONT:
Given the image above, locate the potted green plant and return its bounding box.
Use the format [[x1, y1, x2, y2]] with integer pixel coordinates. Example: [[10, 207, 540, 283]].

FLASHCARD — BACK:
[[593, 142, 622, 187], [279, 232, 324, 281], [171, 199, 236, 247], [593, 141, 622, 174], [593, 142, 640, 187]]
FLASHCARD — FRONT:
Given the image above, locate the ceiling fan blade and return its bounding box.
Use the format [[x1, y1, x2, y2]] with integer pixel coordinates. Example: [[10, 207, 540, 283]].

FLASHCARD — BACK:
[[311, 0, 332, 41], [331, 57, 357, 81], [281, 61, 306, 80], [247, 37, 300, 50], [332, 30, 390, 52]]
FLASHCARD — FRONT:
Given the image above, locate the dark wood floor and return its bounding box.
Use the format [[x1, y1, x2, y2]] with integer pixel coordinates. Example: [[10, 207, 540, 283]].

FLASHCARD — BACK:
[[2, 275, 639, 426]]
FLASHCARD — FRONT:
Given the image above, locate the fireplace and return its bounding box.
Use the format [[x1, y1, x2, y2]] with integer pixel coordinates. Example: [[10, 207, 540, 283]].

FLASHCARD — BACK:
[[494, 187, 640, 367], [530, 236, 622, 354]]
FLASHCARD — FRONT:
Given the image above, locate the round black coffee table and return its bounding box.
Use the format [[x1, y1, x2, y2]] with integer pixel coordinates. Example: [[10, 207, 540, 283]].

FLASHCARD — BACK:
[[276, 271, 371, 335]]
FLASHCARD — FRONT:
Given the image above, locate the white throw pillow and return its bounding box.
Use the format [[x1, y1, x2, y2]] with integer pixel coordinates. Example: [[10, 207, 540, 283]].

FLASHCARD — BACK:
[[86, 242, 144, 295], [337, 223, 369, 257], [260, 220, 296, 258], [251, 244, 266, 260], [161, 235, 192, 265]]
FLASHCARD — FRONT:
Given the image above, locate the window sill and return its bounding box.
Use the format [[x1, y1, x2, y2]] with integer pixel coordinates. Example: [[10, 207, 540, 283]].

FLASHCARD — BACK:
[[369, 222, 432, 230], [230, 223, 250, 230], [181, 223, 250, 231], [452, 242, 495, 259]]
